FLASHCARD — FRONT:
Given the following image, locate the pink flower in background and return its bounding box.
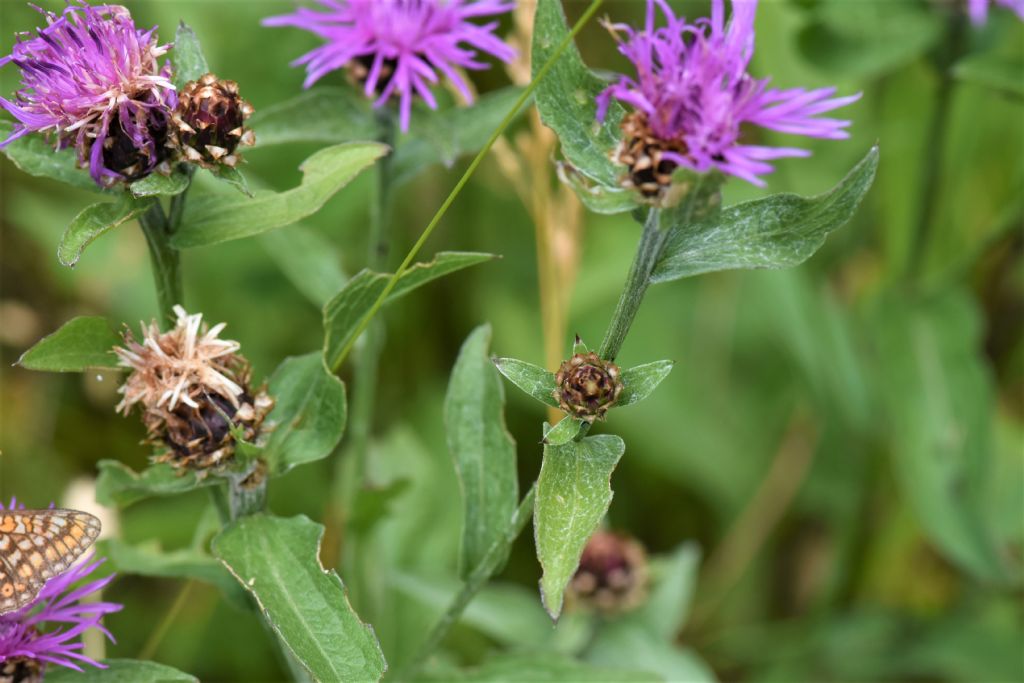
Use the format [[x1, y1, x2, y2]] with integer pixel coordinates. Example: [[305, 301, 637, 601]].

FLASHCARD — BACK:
[[967, 0, 1024, 24]]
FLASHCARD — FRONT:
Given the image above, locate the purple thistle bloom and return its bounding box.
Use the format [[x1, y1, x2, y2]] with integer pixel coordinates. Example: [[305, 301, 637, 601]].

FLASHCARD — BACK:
[[263, 0, 516, 132], [0, 500, 120, 680], [967, 0, 1024, 24], [596, 0, 860, 187], [0, 1, 177, 187]]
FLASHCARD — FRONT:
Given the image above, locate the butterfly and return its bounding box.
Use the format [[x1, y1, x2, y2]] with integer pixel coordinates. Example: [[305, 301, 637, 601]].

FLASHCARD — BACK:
[[0, 509, 101, 614]]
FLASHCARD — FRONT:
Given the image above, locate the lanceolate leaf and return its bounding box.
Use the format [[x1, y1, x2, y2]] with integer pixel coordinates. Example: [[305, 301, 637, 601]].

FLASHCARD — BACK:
[[249, 86, 380, 147], [532, 0, 624, 189], [172, 142, 388, 247], [651, 146, 879, 282], [213, 514, 387, 683], [492, 357, 559, 408], [58, 194, 152, 267], [95, 460, 213, 508], [263, 353, 347, 475], [260, 225, 347, 307], [542, 416, 582, 446], [129, 167, 190, 197], [323, 252, 497, 370], [445, 325, 518, 578], [0, 121, 99, 192], [619, 360, 675, 407], [172, 22, 210, 90], [535, 434, 626, 619], [16, 316, 120, 372], [45, 659, 198, 683], [105, 539, 245, 606]]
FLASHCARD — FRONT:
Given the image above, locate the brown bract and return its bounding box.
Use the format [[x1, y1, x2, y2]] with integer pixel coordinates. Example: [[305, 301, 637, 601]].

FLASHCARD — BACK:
[[553, 352, 624, 422], [114, 306, 272, 475], [614, 110, 686, 203], [170, 73, 255, 169]]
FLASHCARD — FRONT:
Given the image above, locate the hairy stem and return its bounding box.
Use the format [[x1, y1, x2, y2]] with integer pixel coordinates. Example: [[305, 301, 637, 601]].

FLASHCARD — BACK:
[[138, 200, 183, 326]]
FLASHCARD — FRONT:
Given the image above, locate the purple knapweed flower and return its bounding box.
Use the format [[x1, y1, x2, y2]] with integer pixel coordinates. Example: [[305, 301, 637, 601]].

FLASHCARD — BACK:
[[0, 1, 177, 187], [0, 500, 120, 681], [596, 0, 860, 189], [263, 0, 516, 131], [967, 0, 1024, 24]]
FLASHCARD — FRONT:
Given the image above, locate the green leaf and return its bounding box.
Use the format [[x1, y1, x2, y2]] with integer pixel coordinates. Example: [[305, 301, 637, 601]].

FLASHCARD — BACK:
[[129, 167, 190, 197], [619, 360, 675, 408], [58, 194, 151, 267], [16, 316, 120, 372], [874, 289, 1011, 583], [172, 22, 210, 89], [171, 142, 387, 247], [435, 652, 659, 682], [532, 0, 624, 188], [259, 225, 347, 307], [249, 87, 380, 147], [586, 624, 717, 683], [492, 357, 559, 408], [542, 416, 583, 446], [634, 542, 702, 641], [445, 324, 518, 578], [0, 121, 99, 192], [557, 161, 638, 215], [209, 165, 254, 197], [323, 252, 497, 369], [104, 538, 245, 605], [263, 353, 347, 476], [95, 460, 213, 508], [955, 49, 1024, 97], [535, 434, 626, 619], [393, 87, 527, 183], [212, 514, 386, 683], [651, 146, 879, 283], [45, 659, 197, 683]]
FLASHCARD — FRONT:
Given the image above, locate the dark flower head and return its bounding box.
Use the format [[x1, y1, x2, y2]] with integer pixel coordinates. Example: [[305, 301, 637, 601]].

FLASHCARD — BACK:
[[0, 500, 120, 680], [0, 1, 176, 186], [170, 73, 256, 170], [597, 0, 860, 189], [567, 530, 649, 614], [263, 0, 516, 131], [554, 352, 623, 422], [114, 306, 274, 476], [967, 0, 1024, 23]]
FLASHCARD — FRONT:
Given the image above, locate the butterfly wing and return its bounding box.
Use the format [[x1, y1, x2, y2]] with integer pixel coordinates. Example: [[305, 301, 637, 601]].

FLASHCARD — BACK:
[[0, 509, 101, 614]]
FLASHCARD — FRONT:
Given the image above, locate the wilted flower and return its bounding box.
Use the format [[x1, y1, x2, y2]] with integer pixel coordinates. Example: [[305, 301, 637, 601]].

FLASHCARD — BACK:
[[0, 501, 120, 682], [170, 73, 255, 169], [114, 306, 273, 476], [967, 0, 1024, 23], [263, 0, 516, 131], [567, 530, 648, 614], [597, 0, 860, 193], [554, 352, 623, 422], [0, 1, 177, 187]]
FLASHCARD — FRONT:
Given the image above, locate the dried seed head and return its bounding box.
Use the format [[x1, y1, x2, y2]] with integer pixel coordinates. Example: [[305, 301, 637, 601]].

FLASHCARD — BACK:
[[613, 110, 686, 203], [114, 306, 273, 476], [554, 352, 624, 422], [0, 656, 42, 683], [170, 73, 255, 170], [567, 530, 649, 614]]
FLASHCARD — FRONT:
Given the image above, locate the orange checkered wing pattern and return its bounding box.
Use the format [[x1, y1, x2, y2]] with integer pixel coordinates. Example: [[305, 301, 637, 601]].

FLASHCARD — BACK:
[[0, 509, 101, 614]]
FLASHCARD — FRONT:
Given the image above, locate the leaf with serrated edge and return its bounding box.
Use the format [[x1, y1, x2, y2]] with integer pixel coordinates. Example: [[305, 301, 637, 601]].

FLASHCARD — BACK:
[[59, 195, 151, 267], [493, 357, 559, 408], [17, 317, 120, 372], [535, 434, 626, 619], [445, 325, 518, 577], [213, 514, 386, 682], [652, 146, 879, 282]]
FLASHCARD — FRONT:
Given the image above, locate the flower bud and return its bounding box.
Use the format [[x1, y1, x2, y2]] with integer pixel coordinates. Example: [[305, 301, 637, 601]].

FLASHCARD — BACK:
[[567, 530, 649, 614], [554, 352, 623, 422], [114, 306, 273, 476], [170, 73, 255, 169]]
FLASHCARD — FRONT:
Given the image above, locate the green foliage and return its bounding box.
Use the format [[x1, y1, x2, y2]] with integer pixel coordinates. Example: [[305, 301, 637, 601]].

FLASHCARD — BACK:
[[542, 416, 584, 446], [45, 660, 197, 683], [59, 195, 152, 267], [249, 87, 380, 147], [129, 167, 191, 197], [652, 146, 879, 282], [172, 22, 211, 89], [16, 316, 120, 371], [212, 514, 387, 683], [493, 357, 559, 408], [445, 325, 518, 578], [535, 434, 626, 619], [0, 121, 99, 192], [431, 652, 660, 682], [95, 460, 213, 508], [618, 360, 676, 407], [263, 353, 347, 476], [104, 538, 246, 606], [259, 226, 347, 307], [171, 143, 388, 247]]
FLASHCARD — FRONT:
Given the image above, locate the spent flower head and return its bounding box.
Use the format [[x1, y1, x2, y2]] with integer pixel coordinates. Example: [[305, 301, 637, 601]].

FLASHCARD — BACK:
[[263, 0, 516, 131], [0, 1, 177, 187], [967, 0, 1024, 23], [0, 501, 120, 681], [114, 306, 273, 476], [597, 0, 860, 191]]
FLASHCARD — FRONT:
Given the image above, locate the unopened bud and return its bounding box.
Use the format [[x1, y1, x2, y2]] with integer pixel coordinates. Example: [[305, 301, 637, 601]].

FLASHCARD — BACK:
[[171, 73, 255, 169], [554, 352, 623, 422]]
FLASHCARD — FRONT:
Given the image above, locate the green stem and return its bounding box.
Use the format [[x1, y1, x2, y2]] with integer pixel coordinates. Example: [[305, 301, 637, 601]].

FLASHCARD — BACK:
[[328, 0, 606, 372], [597, 208, 666, 362], [398, 483, 538, 681], [138, 200, 183, 325]]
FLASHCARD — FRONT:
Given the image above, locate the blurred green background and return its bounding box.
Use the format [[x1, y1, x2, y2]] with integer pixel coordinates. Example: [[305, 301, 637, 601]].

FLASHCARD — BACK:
[[1, 1, 1021, 681]]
